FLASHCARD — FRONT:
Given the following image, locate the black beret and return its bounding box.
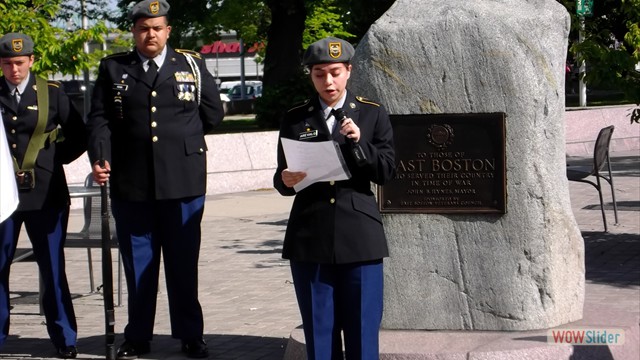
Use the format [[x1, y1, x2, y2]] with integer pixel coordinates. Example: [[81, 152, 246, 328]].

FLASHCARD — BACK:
[[302, 37, 355, 66], [0, 33, 34, 58], [129, 0, 170, 21]]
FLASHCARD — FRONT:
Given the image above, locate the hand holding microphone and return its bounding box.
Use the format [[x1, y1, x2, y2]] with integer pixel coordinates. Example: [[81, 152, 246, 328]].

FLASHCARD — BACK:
[[333, 108, 367, 166]]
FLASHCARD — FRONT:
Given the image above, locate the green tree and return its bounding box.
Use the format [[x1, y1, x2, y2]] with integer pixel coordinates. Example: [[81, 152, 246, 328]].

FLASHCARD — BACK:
[[212, 0, 270, 46], [558, 0, 640, 123], [169, 0, 394, 129], [255, 0, 395, 129], [0, 0, 110, 77], [208, 0, 356, 129]]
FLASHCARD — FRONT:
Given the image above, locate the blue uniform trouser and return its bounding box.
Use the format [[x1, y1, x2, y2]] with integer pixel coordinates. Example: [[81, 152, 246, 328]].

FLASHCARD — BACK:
[[111, 195, 205, 342], [290, 259, 383, 360], [0, 206, 77, 348]]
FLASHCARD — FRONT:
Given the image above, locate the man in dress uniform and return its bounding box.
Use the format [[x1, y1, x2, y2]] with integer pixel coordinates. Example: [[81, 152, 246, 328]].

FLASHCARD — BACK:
[[87, 1, 224, 358], [273, 37, 396, 359], [0, 32, 86, 358]]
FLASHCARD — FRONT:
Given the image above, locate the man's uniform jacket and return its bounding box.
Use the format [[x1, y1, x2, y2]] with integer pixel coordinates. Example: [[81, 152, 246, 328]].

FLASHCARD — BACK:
[[0, 75, 86, 211], [87, 47, 224, 201], [274, 92, 396, 264]]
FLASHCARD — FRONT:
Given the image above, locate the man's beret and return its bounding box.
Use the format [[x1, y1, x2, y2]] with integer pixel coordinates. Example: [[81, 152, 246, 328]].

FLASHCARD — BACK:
[[302, 37, 355, 66], [0, 33, 34, 58], [129, 0, 171, 21]]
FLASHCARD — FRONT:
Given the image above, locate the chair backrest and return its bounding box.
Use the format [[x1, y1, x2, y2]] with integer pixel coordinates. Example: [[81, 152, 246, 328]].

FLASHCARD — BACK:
[[592, 125, 615, 173], [77, 173, 95, 234]]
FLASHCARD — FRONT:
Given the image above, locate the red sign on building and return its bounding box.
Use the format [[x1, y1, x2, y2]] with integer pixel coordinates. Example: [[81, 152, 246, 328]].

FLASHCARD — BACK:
[[200, 41, 264, 58]]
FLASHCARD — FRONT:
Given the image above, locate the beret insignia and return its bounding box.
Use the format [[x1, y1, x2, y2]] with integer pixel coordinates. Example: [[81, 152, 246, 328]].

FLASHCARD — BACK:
[[150, 1, 160, 14], [12, 39, 23, 53], [329, 42, 341, 59]]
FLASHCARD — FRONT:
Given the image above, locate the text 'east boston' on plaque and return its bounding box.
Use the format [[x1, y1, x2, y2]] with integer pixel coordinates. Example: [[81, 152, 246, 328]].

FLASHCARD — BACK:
[[379, 113, 506, 214]]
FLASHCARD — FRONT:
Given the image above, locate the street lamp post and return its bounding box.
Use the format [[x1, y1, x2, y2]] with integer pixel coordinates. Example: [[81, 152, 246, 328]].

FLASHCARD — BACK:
[[239, 38, 246, 99], [578, 16, 587, 107], [576, 0, 593, 107], [81, 0, 91, 119]]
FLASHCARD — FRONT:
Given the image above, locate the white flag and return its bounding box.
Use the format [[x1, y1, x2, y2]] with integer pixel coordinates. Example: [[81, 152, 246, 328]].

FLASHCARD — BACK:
[[0, 112, 19, 223]]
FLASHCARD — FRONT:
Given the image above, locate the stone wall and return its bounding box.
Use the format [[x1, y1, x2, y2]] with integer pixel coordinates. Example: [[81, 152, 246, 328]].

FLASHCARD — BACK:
[[565, 105, 640, 156], [64, 131, 279, 209]]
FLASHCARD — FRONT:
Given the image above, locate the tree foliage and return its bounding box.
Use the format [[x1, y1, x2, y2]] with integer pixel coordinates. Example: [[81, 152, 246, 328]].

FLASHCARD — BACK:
[[212, 0, 270, 46], [0, 0, 112, 77], [255, 0, 394, 129], [558, 0, 640, 123], [13, 0, 636, 125]]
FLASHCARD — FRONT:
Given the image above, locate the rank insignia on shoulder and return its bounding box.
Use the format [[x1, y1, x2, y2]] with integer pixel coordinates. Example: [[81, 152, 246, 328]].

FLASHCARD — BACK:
[[356, 96, 380, 107], [175, 49, 202, 59], [299, 130, 318, 140]]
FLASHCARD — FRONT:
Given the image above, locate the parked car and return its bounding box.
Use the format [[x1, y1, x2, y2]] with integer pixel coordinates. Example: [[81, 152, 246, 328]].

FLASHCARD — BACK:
[[228, 82, 263, 100], [228, 85, 262, 101], [219, 81, 241, 94]]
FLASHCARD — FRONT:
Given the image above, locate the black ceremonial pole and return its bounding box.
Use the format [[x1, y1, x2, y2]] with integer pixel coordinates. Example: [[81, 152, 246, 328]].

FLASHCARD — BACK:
[[99, 142, 116, 360]]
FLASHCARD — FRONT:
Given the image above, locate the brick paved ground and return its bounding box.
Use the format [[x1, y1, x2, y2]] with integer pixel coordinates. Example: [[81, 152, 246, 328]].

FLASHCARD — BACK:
[[0, 151, 638, 359]]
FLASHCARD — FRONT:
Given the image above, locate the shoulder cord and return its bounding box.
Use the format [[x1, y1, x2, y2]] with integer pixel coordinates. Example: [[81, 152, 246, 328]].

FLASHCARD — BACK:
[[183, 53, 201, 105]]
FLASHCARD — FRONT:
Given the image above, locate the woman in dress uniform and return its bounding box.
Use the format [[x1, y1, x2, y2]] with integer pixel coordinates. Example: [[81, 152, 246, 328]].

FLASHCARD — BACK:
[[274, 37, 396, 360]]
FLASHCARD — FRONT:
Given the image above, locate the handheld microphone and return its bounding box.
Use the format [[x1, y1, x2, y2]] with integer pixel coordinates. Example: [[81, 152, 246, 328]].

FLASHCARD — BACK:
[[333, 108, 367, 166]]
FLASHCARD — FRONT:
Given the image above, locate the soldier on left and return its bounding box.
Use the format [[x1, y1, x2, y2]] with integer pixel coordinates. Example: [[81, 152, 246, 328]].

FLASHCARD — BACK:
[[0, 32, 87, 359]]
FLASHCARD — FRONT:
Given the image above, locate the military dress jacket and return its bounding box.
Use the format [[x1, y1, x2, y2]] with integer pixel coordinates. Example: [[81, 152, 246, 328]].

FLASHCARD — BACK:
[[0, 74, 87, 211], [87, 47, 224, 201], [273, 92, 396, 264]]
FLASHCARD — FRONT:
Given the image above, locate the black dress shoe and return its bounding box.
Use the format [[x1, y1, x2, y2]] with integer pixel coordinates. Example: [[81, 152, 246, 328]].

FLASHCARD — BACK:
[[116, 340, 150, 360], [56, 345, 78, 359], [181, 338, 209, 358]]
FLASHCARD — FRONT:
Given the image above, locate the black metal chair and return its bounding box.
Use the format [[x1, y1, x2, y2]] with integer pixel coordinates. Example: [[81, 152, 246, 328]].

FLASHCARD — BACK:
[[66, 173, 123, 305], [566, 125, 619, 232]]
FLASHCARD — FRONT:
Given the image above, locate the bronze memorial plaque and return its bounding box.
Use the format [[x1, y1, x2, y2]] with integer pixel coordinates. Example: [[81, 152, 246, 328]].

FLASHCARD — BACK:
[[379, 113, 506, 214]]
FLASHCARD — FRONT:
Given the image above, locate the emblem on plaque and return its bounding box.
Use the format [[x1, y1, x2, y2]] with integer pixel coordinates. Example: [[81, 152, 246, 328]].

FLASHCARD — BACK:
[[427, 124, 454, 149]]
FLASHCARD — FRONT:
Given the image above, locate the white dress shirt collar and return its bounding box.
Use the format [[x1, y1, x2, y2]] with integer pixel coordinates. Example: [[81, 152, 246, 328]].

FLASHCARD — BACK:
[[137, 47, 168, 70]]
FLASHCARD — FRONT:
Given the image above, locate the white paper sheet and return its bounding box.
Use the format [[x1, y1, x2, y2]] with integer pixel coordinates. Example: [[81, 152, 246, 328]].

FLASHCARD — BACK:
[[281, 138, 351, 192], [0, 112, 19, 222]]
